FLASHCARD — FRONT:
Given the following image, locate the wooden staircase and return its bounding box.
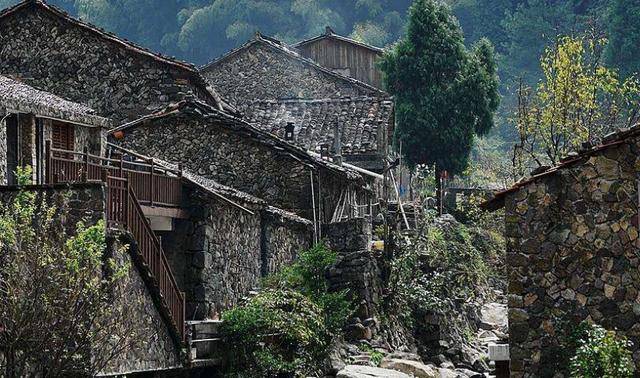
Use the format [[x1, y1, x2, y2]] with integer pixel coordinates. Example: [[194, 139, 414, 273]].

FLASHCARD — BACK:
[[46, 142, 186, 342]]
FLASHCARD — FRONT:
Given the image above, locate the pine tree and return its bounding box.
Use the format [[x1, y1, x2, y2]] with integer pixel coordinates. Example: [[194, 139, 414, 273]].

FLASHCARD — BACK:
[[380, 0, 500, 177]]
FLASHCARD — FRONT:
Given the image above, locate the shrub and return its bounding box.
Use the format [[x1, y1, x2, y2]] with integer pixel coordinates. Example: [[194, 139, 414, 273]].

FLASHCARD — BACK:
[[569, 323, 634, 378], [222, 243, 352, 377], [221, 289, 328, 377]]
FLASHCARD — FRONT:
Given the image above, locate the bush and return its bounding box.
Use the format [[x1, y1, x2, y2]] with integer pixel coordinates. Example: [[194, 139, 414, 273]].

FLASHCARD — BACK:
[[569, 323, 634, 378], [221, 243, 352, 377], [221, 289, 329, 377]]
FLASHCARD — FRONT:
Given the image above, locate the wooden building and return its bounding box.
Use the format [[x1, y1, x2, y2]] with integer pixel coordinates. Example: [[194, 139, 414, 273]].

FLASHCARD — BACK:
[[294, 27, 385, 90]]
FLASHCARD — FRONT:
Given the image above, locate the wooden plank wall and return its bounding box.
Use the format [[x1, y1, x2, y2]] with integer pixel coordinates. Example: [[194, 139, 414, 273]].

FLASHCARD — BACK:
[[298, 38, 383, 89]]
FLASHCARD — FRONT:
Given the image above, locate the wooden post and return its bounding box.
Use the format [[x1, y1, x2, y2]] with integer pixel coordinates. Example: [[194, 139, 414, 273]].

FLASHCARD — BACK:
[[45, 140, 51, 184], [150, 159, 155, 207], [119, 154, 124, 178], [82, 146, 89, 182]]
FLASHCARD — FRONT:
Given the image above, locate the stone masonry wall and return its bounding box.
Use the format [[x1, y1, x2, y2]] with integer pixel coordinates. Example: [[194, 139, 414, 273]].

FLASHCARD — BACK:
[[100, 233, 181, 375], [324, 218, 382, 341], [202, 41, 377, 109], [0, 184, 182, 374], [162, 186, 263, 320], [504, 139, 640, 377], [0, 4, 212, 123], [0, 114, 7, 185], [0, 182, 106, 229], [261, 207, 314, 276], [116, 112, 360, 221]]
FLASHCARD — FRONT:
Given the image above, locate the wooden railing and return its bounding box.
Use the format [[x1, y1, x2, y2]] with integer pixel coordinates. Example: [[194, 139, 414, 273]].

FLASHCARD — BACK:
[[125, 185, 185, 341], [45, 141, 186, 342], [46, 141, 182, 208]]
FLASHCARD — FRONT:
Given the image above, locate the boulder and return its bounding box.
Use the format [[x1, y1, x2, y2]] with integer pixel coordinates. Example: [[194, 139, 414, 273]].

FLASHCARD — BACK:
[[380, 358, 439, 378], [336, 365, 411, 378]]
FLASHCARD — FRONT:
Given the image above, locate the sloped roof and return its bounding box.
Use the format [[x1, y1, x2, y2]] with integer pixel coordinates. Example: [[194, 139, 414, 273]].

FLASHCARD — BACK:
[[111, 99, 367, 183], [482, 124, 640, 211], [0, 75, 110, 127], [0, 0, 236, 115], [200, 33, 386, 97], [294, 27, 385, 54], [243, 97, 393, 155]]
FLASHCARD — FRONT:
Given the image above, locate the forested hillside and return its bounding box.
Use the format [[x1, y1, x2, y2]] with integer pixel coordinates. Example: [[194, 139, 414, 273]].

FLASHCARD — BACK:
[[1, 0, 638, 186], [0, 1, 633, 80]]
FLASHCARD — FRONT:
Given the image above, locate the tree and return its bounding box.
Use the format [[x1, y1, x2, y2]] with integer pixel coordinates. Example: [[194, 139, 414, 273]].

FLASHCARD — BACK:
[[513, 34, 640, 175], [605, 0, 640, 78], [0, 167, 140, 377], [380, 0, 500, 179]]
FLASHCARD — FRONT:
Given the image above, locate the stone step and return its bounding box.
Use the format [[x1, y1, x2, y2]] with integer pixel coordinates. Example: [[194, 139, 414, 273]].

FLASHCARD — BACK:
[[186, 319, 224, 340], [190, 337, 223, 360]]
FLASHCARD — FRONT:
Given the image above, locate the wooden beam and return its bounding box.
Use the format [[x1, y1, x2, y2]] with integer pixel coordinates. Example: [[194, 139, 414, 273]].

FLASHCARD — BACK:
[[140, 205, 189, 219]]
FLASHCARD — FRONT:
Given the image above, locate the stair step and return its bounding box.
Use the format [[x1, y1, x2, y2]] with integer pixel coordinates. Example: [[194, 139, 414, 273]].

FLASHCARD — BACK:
[[187, 319, 224, 339]]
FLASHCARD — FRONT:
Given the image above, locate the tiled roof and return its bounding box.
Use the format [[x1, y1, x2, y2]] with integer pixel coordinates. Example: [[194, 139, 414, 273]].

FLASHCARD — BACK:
[[0, 75, 110, 127], [111, 99, 367, 183], [0, 0, 236, 115], [482, 124, 640, 211], [200, 33, 387, 97], [243, 97, 394, 155]]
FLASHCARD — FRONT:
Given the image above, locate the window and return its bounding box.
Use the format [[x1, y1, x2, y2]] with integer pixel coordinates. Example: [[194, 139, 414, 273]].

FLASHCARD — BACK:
[[51, 121, 74, 151]]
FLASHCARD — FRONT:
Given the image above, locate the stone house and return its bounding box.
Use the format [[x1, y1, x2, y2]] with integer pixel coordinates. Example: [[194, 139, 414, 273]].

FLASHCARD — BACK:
[[483, 126, 640, 376], [200, 32, 385, 109], [110, 99, 375, 227], [0, 0, 235, 124], [243, 97, 394, 172], [0, 74, 110, 185], [294, 26, 385, 89]]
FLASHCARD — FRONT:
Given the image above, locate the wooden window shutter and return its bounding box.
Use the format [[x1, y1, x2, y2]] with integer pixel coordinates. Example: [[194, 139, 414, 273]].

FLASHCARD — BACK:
[[52, 122, 74, 151]]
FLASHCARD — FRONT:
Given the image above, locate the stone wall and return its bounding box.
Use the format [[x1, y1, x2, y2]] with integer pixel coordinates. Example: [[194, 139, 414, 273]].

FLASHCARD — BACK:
[[162, 186, 263, 320], [201, 40, 378, 108], [324, 218, 382, 341], [0, 184, 182, 375], [115, 111, 367, 221], [0, 182, 106, 229], [162, 186, 314, 320], [0, 114, 7, 185], [100, 233, 182, 375], [504, 139, 640, 376], [261, 206, 314, 275], [0, 3, 214, 123]]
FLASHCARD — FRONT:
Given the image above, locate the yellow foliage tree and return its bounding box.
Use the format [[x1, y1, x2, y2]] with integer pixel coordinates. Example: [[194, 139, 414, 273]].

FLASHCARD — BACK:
[[513, 34, 640, 174]]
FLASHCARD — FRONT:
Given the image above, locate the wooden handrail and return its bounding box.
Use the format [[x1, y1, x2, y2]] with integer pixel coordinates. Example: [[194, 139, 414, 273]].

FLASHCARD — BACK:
[[45, 143, 186, 342]]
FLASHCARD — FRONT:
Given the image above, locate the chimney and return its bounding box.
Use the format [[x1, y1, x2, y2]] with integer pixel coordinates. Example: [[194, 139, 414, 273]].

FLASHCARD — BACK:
[[320, 143, 330, 160], [285, 122, 295, 142]]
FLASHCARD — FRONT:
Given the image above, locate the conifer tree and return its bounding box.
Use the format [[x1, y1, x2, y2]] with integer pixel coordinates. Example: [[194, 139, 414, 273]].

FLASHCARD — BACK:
[[380, 0, 500, 180]]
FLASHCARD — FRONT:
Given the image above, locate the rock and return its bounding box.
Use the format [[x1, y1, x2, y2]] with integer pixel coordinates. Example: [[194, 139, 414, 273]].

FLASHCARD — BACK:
[[379, 358, 439, 378], [480, 302, 507, 330], [336, 365, 411, 378], [345, 323, 373, 341], [456, 368, 484, 377]]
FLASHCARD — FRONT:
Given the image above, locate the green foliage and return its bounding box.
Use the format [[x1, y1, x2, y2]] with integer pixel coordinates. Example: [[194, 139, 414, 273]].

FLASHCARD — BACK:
[[605, 0, 640, 79], [513, 34, 640, 171], [380, 0, 500, 175], [221, 289, 329, 377], [0, 167, 132, 377], [387, 213, 491, 322], [222, 243, 352, 377], [359, 344, 383, 367], [569, 322, 634, 378]]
